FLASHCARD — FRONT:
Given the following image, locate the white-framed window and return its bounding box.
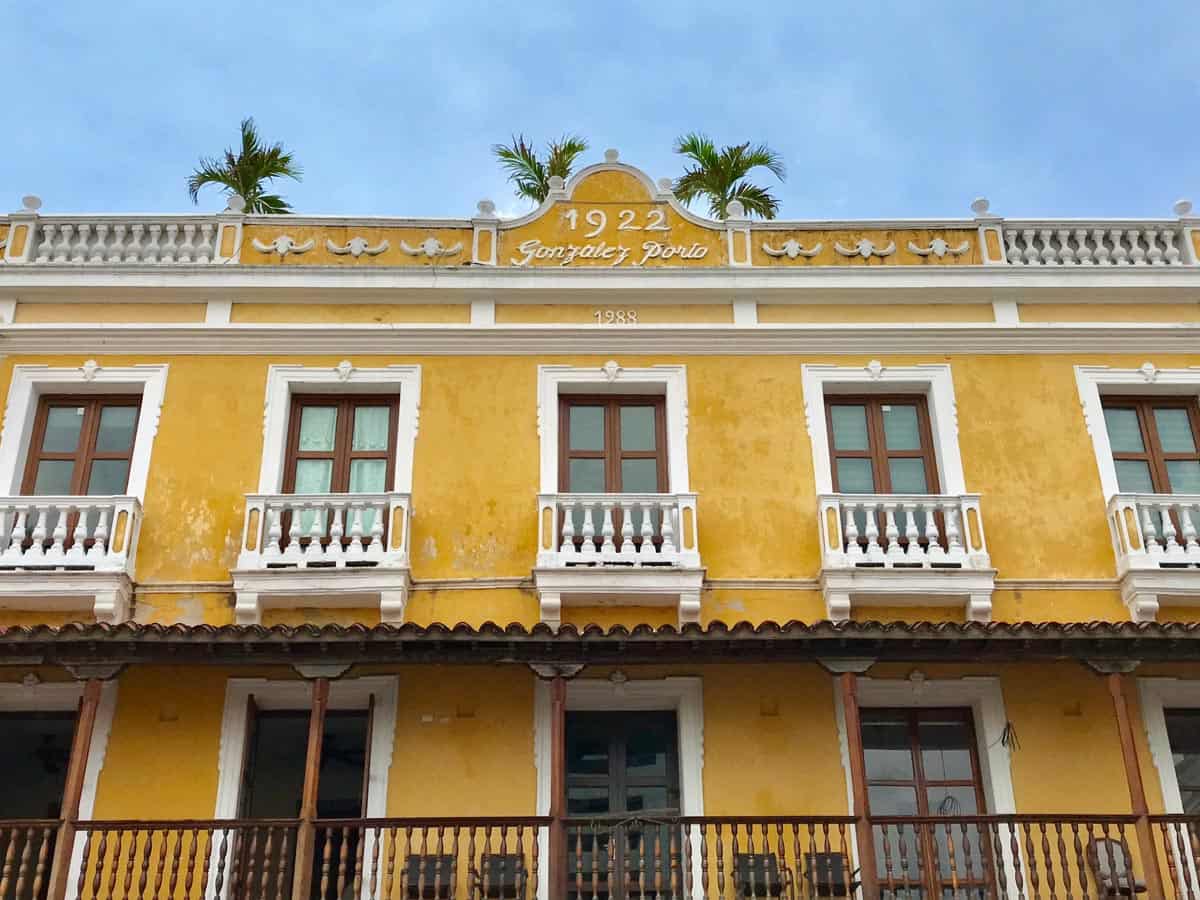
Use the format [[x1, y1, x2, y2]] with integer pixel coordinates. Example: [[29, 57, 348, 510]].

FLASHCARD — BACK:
[[1139, 677, 1200, 813], [1075, 363, 1200, 500], [0, 361, 168, 500], [537, 362, 689, 493], [802, 360, 965, 495], [257, 361, 421, 494]]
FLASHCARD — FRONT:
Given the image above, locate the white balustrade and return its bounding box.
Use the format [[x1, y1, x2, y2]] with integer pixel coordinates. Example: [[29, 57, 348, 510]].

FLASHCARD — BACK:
[[1001, 222, 1184, 266], [237, 492, 412, 571], [536, 493, 700, 568], [27, 217, 220, 265], [1108, 493, 1200, 572], [818, 493, 990, 570], [0, 496, 141, 572]]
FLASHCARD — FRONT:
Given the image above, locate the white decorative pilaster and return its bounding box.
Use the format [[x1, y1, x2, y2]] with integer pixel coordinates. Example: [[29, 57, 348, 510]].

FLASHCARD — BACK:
[[1175, 200, 1198, 265], [678, 592, 702, 627], [93, 584, 132, 624], [380, 589, 408, 625], [3, 195, 41, 264], [966, 593, 993, 623], [540, 592, 562, 629], [213, 195, 246, 264], [234, 591, 261, 625], [972, 197, 1006, 266], [472, 199, 499, 266], [724, 201, 751, 266], [826, 591, 851, 622]]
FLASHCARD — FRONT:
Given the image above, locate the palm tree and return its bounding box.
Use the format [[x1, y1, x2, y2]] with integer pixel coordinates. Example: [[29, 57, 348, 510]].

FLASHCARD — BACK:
[[672, 133, 787, 219], [188, 118, 302, 214], [492, 134, 589, 204]]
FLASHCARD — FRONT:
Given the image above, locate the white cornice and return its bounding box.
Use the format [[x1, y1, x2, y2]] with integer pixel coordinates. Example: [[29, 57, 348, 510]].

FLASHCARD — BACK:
[[2, 322, 1200, 355]]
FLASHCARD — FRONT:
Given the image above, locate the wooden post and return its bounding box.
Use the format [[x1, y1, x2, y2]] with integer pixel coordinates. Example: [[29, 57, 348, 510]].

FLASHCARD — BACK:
[[47, 678, 103, 900], [840, 672, 880, 900], [548, 675, 568, 900], [291, 677, 330, 900], [1107, 671, 1165, 899]]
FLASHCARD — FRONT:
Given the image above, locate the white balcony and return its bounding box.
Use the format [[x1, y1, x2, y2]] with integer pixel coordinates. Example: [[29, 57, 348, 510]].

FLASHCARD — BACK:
[[233, 492, 412, 625], [0, 495, 141, 622], [533, 492, 703, 628], [817, 493, 995, 622], [1108, 493, 1200, 621]]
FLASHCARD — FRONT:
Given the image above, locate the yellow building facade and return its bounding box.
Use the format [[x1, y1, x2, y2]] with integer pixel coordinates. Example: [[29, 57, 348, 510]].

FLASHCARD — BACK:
[[2, 155, 1200, 899]]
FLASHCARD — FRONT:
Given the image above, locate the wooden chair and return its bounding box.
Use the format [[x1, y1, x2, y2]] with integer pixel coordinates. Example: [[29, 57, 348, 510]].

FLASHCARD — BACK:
[[734, 852, 794, 899], [803, 852, 859, 898], [404, 854, 457, 899], [1087, 837, 1148, 896], [471, 853, 528, 899]]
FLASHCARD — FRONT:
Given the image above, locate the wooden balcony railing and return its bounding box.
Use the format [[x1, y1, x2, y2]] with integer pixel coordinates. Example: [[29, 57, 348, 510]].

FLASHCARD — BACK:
[[0, 820, 57, 899]]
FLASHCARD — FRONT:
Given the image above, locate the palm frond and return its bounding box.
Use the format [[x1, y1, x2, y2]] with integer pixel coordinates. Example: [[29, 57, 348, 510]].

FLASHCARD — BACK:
[[188, 117, 301, 213], [727, 180, 780, 220], [546, 134, 589, 180], [672, 135, 786, 219], [493, 134, 550, 203]]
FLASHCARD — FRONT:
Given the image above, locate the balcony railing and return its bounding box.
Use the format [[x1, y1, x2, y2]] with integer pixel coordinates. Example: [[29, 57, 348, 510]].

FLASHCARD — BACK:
[[0, 496, 140, 572], [26, 216, 223, 266], [536, 493, 700, 568], [1002, 222, 1186, 266], [1109, 493, 1200, 572], [818, 493, 990, 570], [236, 492, 412, 571]]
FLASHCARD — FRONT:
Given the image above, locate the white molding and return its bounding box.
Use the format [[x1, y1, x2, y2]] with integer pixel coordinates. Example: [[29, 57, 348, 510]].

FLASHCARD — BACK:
[[212, 674, 397, 875], [0, 572, 134, 624], [820, 568, 996, 622], [834, 676, 1018, 888], [537, 363, 689, 493], [204, 300, 232, 325], [533, 567, 704, 628], [802, 361, 965, 494], [0, 363, 168, 500], [1075, 364, 1200, 501], [257, 363, 421, 493], [1138, 677, 1198, 816], [533, 676, 704, 900], [0, 679, 118, 899], [231, 568, 412, 625]]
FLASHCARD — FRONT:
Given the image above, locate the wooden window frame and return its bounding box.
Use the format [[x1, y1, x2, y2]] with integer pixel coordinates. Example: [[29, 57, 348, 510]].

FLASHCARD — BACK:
[[557, 395, 668, 494], [20, 395, 142, 496], [1102, 395, 1200, 494], [825, 395, 940, 494], [282, 394, 400, 495]]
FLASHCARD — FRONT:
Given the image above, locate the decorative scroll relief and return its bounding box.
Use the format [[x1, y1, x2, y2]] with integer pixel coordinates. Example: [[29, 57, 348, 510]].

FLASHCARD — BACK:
[[326, 237, 389, 258], [907, 238, 970, 258], [400, 237, 464, 259], [761, 238, 822, 259], [834, 238, 895, 259], [251, 235, 314, 258]]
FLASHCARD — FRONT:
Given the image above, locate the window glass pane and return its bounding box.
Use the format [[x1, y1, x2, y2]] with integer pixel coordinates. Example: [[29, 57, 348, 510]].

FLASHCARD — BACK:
[[1166, 460, 1200, 494], [0, 713, 75, 818], [1166, 711, 1200, 801], [567, 787, 609, 816], [295, 459, 333, 494], [568, 458, 605, 493], [621, 458, 659, 493], [86, 459, 130, 495], [1114, 459, 1154, 493], [42, 406, 84, 453], [926, 785, 978, 817], [620, 406, 656, 451], [351, 406, 390, 451], [567, 737, 608, 776], [918, 718, 975, 781], [1155, 408, 1198, 454], [867, 785, 917, 817], [882, 404, 921, 451], [298, 406, 337, 452], [349, 459, 387, 493], [862, 715, 914, 781], [1104, 407, 1145, 453], [626, 786, 669, 813], [830, 405, 869, 451], [94, 406, 138, 452], [889, 458, 929, 494], [626, 732, 667, 778], [836, 458, 875, 493], [32, 459, 74, 495], [569, 406, 604, 451]]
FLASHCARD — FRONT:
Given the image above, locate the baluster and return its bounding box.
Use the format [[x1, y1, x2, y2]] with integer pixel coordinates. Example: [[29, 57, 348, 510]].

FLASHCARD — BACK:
[[53, 223, 74, 262], [990, 822, 1009, 899], [284, 503, 304, 562], [73, 828, 91, 900], [844, 504, 863, 560], [416, 827, 428, 900], [864, 501, 884, 562], [904, 501, 924, 563], [125, 224, 144, 263], [1111, 228, 1129, 265], [1038, 822, 1056, 900], [87, 505, 111, 563], [884, 502, 904, 562], [699, 824, 710, 900], [368, 500, 385, 556], [179, 223, 197, 262], [1162, 502, 1184, 559], [196, 223, 215, 263], [1142, 503, 1164, 557], [897, 822, 913, 893], [1090, 228, 1110, 265], [161, 224, 179, 263], [559, 500, 577, 556], [326, 503, 345, 564], [3, 508, 27, 563], [262, 505, 283, 561], [35, 223, 57, 263], [1053, 822, 1071, 900], [1071, 823, 1089, 900], [278, 829, 294, 900], [607, 823, 616, 900], [12, 828, 31, 900], [1146, 227, 1165, 265], [383, 828, 398, 900], [47, 503, 68, 561], [531, 824, 540, 900], [318, 826, 334, 900], [72, 223, 92, 263], [1023, 822, 1041, 899], [1182, 503, 1200, 563], [639, 500, 655, 559], [199, 828, 216, 900], [1164, 230, 1182, 264], [653, 826, 663, 899], [346, 503, 366, 559], [152, 830, 169, 900], [1039, 228, 1059, 265], [929, 823, 948, 896], [27, 505, 47, 561], [1004, 229, 1022, 264], [1074, 227, 1094, 265], [67, 504, 88, 562], [305, 502, 326, 561], [105, 830, 121, 900], [773, 823, 785, 900], [1009, 822, 1025, 900], [399, 827, 412, 900], [944, 502, 965, 563], [108, 224, 127, 263], [600, 501, 616, 556], [580, 499, 597, 555], [620, 500, 636, 559], [89, 224, 109, 263], [880, 825, 897, 896], [1056, 228, 1075, 265], [715, 824, 725, 900], [659, 500, 677, 557], [588, 821, 600, 900], [1128, 228, 1147, 264], [1022, 229, 1040, 265], [144, 224, 162, 264], [256, 827, 273, 900], [574, 826, 584, 899], [122, 828, 139, 900]]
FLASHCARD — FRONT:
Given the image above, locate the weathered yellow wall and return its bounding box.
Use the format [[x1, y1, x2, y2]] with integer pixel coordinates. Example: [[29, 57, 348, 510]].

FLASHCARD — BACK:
[[758, 303, 994, 324], [230, 303, 470, 324], [1018, 303, 1200, 323], [494, 304, 733, 324], [14, 303, 207, 323]]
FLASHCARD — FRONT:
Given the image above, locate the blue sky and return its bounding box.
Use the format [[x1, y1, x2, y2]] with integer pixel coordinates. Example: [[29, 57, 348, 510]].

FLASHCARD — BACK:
[[4, 1, 1197, 219]]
